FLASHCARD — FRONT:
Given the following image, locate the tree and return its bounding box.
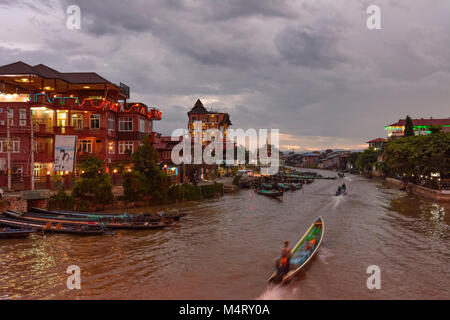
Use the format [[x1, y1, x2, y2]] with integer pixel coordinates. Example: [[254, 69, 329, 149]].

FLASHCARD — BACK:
[[355, 148, 379, 172], [72, 156, 114, 209], [122, 171, 147, 202], [128, 135, 169, 203], [404, 115, 414, 137], [383, 132, 450, 182]]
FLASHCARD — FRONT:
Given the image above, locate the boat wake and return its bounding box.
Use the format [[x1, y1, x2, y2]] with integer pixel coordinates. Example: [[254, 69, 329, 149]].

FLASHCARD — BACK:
[[257, 285, 299, 300], [317, 247, 334, 265], [332, 194, 346, 210]]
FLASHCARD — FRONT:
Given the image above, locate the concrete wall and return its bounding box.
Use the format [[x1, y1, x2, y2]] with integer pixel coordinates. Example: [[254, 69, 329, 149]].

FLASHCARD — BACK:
[[384, 177, 450, 202], [406, 183, 450, 202]]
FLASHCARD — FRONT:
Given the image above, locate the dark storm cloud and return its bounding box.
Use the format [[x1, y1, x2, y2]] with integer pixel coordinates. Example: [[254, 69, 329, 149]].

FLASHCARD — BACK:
[[1, 0, 450, 150], [275, 26, 345, 69]]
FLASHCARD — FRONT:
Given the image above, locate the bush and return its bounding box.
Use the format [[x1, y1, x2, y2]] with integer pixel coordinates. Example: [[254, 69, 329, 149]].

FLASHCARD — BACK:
[[72, 156, 114, 209], [122, 171, 147, 202], [48, 188, 75, 211]]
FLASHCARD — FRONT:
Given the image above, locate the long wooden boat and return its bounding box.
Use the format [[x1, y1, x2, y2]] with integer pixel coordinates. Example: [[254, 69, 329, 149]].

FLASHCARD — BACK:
[[0, 226, 36, 238], [268, 216, 324, 285], [290, 183, 303, 190], [0, 216, 107, 235], [256, 189, 283, 197], [29, 207, 186, 222], [4, 210, 173, 230], [276, 183, 291, 191]]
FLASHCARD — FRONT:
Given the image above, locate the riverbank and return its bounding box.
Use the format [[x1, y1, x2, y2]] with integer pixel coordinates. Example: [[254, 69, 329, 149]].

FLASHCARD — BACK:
[[383, 177, 450, 202]]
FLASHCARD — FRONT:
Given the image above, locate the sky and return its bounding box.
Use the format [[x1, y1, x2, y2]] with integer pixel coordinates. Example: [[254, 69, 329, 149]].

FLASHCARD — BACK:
[[0, 0, 449, 151]]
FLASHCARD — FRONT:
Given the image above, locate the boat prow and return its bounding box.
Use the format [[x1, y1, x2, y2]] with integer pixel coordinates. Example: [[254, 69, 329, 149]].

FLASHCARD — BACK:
[[267, 216, 324, 285]]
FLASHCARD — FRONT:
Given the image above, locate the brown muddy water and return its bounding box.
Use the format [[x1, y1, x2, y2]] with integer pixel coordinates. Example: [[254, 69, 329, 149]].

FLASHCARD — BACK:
[[1, 171, 449, 299]]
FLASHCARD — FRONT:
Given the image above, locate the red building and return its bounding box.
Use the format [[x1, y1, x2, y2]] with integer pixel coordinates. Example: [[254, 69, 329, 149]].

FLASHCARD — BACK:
[[385, 118, 450, 138], [188, 99, 232, 143], [0, 61, 162, 190], [366, 138, 387, 150]]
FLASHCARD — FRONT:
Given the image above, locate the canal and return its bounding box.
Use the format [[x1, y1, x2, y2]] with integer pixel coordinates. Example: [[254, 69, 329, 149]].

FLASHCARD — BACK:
[[1, 170, 449, 299]]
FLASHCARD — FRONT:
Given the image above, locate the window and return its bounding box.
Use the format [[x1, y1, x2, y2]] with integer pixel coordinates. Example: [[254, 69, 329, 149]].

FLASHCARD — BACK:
[[119, 117, 133, 131], [7, 108, 14, 125], [139, 118, 146, 133], [118, 141, 134, 154], [72, 114, 83, 129], [0, 139, 20, 153], [19, 109, 27, 126], [77, 139, 92, 153], [90, 114, 100, 129], [108, 114, 115, 130]]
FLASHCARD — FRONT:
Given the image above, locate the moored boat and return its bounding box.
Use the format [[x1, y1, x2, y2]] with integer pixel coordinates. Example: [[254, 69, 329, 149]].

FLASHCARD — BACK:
[[4, 210, 174, 230], [268, 216, 324, 285], [0, 215, 107, 235], [0, 225, 36, 238], [256, 189, 283, 197], [29, 207, 186, 222]]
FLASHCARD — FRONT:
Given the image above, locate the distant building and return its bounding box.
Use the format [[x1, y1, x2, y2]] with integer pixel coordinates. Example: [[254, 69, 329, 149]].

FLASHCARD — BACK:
[[366, 138, 387, 150], [301, 152, 319, 168], [385, 118, 450, 138], [188, 99, 232, 144]]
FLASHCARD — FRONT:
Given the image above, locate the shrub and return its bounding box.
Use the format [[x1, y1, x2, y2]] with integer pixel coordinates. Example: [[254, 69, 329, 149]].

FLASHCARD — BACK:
[[48, 188, 75, 211]]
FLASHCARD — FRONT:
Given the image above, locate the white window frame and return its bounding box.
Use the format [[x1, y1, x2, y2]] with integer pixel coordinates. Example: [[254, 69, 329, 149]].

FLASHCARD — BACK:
[[118, 141, 134, 154], [72, 114, 83, 129], [108, 114, 115, 130], [19, 108, 27, 126], [0, 139, 20, 153], [90, 114, 100, 129], [139, 118, 146, 133], [77, 139, 93, 153], [7, 108, 14, 125], [119, 117, 133, 131]]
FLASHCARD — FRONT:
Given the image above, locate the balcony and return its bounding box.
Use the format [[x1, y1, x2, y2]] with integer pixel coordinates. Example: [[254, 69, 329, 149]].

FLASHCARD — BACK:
[[148, 108, 162, 121]]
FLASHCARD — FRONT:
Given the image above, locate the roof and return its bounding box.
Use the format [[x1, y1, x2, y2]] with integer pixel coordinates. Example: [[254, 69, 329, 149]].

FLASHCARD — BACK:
[[60, 72, 110, 84], [366, 138, 387, 143], [0, 61, 35, 75], [0, 61, 113, 85], [388, 118, 450, 127], [302, 152, 319, 157], [188, 99, 208, 114], [32, 64, 62, 78]]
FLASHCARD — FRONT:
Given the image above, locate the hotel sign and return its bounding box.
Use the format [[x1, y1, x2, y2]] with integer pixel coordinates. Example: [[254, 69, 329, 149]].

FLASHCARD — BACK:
[[54, 135, 77, 173]]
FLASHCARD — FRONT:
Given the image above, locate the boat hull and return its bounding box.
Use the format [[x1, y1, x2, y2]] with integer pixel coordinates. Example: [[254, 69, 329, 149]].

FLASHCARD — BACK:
[[267, 216, 324, 285]]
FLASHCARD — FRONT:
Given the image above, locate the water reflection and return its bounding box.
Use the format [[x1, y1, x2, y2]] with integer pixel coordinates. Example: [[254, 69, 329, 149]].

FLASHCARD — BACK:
[[1, 172, 449, 299]]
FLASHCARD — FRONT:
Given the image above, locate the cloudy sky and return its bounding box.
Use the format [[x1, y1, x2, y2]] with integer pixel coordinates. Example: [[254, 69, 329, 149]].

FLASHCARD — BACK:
[[1, 0, 449, 151]]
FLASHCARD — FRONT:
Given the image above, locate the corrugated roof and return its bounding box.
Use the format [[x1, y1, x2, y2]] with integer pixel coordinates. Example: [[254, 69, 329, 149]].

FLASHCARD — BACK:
[[366, 138, 387, 143], [388, 118, 450, 127]]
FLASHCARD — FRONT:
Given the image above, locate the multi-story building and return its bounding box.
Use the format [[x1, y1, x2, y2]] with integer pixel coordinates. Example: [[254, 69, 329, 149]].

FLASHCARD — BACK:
[[385, 118, 450, 138], [187, 99, 232, 143], [0, 61, 162, 190]]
